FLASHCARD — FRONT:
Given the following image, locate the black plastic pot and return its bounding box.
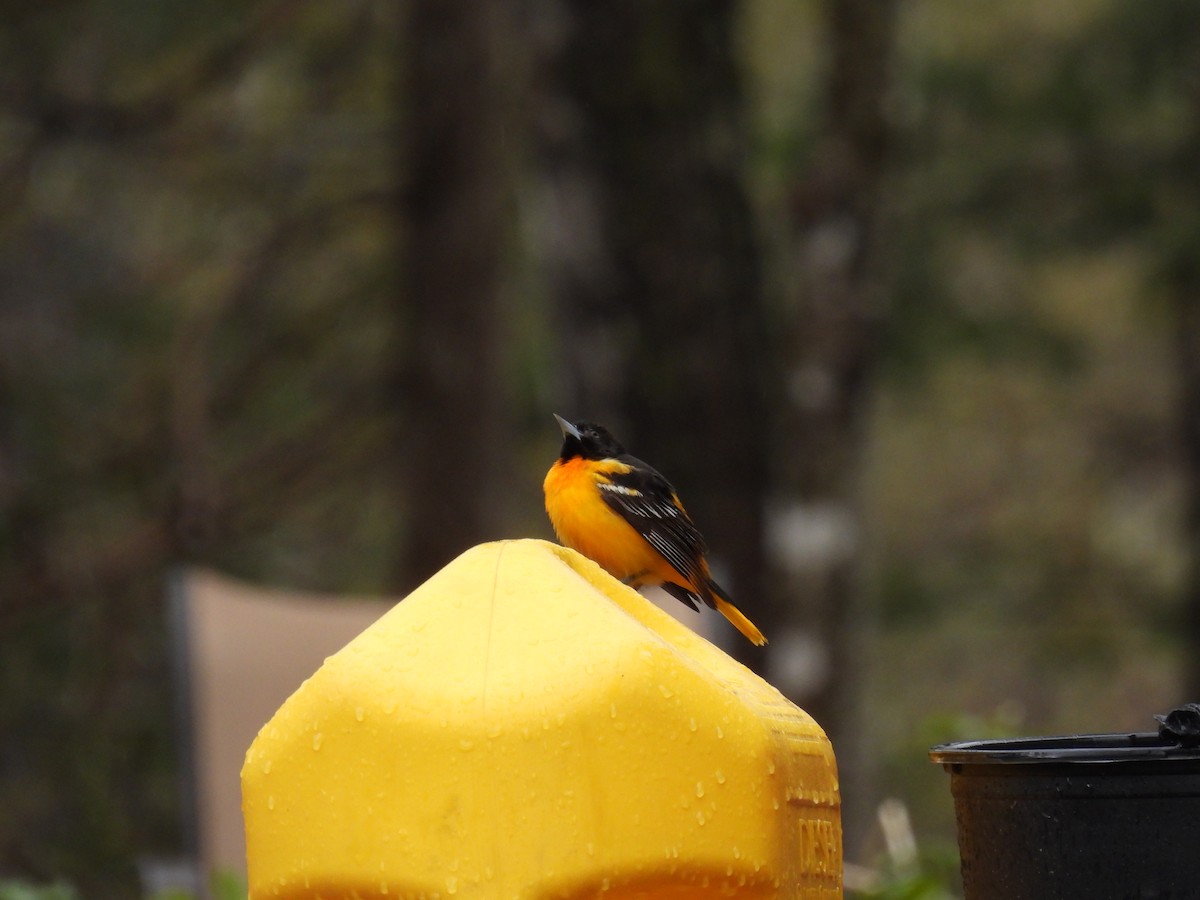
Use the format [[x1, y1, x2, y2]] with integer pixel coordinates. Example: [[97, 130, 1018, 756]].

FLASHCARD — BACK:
[[930, 730, 1200, 900]]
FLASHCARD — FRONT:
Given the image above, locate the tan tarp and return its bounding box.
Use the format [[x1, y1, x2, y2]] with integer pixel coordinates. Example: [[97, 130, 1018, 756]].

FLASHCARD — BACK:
[[174, 568, 392, 877]]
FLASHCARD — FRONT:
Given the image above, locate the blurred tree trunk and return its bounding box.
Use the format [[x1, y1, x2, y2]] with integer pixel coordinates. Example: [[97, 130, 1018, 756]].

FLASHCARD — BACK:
[[1176, 43, 1200, 702], [534, 0, 769, 657], [395, 0, 512, 589], [1178, 296, 1200, 701], [770, 0, 898, 853]]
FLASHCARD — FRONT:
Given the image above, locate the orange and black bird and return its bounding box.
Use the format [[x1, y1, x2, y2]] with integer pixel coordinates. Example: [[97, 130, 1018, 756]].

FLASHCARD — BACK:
[[544, 414, 766, 646]]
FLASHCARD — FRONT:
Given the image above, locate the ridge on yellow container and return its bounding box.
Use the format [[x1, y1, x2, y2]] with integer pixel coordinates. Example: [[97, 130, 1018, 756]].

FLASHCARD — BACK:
[[241, 539, 841, 899]]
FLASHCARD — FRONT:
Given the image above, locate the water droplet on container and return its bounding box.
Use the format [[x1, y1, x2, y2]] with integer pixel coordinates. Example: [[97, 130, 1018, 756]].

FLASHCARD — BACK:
[[715, 769, 726, 785], [458, 739, 475, 751], [262, 759, 272, 775], [355, 707, 365, 722], [688, 717, 697, 732], [695, 810, 707, 826], [267, 795, 275, 811], [312, 732, 323, 751], [695, 782, 705, 798], [767, 760, 776, 775], [658, 684, 674, 699], [715, 725, 724, 739]]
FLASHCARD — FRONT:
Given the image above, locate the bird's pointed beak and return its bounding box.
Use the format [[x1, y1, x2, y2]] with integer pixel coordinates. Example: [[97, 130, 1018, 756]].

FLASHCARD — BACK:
[[553, 414, 581, 439]]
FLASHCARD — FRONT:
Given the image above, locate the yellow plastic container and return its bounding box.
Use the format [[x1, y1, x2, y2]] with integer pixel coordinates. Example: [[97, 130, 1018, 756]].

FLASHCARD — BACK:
[[242, 539, 840, 899]]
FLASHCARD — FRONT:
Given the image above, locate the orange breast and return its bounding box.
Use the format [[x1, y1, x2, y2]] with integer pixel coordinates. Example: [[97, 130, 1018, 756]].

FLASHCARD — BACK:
[[544, 457, 673, 586]]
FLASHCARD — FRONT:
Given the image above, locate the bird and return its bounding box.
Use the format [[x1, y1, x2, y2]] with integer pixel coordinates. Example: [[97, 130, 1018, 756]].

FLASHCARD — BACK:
[[543, 414, 766, 646]]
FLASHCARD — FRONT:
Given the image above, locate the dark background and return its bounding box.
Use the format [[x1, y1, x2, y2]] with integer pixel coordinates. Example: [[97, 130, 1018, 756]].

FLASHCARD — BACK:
[[2, 0, 1199, 894]]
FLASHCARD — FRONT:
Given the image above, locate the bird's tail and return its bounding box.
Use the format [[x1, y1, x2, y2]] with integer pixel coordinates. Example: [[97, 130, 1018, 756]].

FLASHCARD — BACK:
[[708, 579, 767, 646], [714, 597, 767, 646]]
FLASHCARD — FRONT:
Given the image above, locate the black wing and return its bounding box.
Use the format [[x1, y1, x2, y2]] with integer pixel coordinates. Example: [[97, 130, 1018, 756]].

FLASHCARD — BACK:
[[598, 456, 708, 606]]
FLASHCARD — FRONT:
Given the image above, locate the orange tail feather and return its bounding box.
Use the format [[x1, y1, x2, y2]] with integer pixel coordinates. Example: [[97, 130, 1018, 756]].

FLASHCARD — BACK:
[[713, 596, 767, 646]]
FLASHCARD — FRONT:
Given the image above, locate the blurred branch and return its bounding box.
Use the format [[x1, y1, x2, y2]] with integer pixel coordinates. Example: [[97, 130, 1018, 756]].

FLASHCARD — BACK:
[[0, 1, 300, 141], [168, 189, 393, 554], [217, 397, 390, 541], [207, 188, 395, 414], [0, 0, 306, 203]]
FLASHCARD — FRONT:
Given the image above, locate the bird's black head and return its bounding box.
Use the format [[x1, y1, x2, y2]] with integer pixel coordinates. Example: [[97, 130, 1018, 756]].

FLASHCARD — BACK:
[[554, 414, 625, 461]]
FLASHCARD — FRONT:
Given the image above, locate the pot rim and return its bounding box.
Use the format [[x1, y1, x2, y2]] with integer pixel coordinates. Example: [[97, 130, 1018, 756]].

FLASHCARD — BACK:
[[929, 731, 1200, 765]]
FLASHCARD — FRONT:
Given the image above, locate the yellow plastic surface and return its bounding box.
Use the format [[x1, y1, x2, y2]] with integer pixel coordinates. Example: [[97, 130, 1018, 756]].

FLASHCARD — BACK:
[[242, 539, 841, 899]]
